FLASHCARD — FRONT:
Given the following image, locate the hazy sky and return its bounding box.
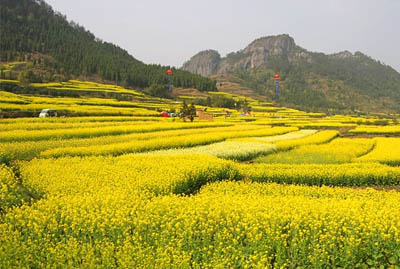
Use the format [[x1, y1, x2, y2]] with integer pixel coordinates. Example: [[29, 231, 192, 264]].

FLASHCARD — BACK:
[[45, 0, 400, 72]]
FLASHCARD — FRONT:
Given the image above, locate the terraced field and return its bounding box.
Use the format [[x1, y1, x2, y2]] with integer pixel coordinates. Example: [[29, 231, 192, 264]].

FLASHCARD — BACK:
[[1, 80, 400, 267]]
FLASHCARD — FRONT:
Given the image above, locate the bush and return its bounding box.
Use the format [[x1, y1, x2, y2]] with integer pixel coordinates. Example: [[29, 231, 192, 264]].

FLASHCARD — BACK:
[[145, 83, 171, 98]]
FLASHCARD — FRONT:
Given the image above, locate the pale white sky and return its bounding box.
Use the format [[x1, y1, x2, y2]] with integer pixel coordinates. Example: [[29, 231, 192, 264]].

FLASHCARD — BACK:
[[46, 0, 400, 72]]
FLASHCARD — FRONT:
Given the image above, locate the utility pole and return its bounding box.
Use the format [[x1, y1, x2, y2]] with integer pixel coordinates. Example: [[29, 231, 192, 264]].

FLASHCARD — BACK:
[[167, 69, 173, 91], [274, 73, 280, 99]]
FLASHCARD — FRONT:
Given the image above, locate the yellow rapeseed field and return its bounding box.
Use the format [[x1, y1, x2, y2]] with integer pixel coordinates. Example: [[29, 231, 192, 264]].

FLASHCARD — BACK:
[[275, 130, 339, 150], [356, 137, 400, 165], [0, 121, 230, 142], [240, 162, 400, 186], [1, 181, 399, 268], [1, 87, 399, 267], [256, 138, 375, 164], [232, 129, 318, 143], [0, 164, 34, 214], [39, 126, 295, 158], [18, 154, 241, 197], [145, 141, 277, 161], [350, 125, 400, 135], [1, 124, 259, 161]]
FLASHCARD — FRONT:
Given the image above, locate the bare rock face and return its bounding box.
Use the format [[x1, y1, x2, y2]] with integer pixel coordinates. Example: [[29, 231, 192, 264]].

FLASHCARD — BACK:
[[241, 34, 297, 66], [332, 50, 354, 59], [182, 34, 309, 75], [182, 50, 221, 77], [329, 50, 365, 60]]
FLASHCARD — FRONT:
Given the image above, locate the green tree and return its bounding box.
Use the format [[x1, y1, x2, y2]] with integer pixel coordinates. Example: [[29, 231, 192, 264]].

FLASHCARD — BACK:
[[206, 96, 212, 107], [211, 95, 235, 109], [180, 101, 189, 122], [189, 103, 196, 122], [145, 83, 170, 98], [242, 99, 251, 113]]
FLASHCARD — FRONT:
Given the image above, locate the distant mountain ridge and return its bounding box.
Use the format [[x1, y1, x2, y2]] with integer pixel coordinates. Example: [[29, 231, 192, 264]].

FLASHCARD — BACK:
[[183, 34, 400, 113], [184, 35, 301, 76]]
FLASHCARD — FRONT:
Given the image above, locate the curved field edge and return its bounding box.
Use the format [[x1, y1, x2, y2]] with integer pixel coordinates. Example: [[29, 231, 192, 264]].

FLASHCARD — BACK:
[[16, 155, 400, 202], [0, 164, 39, 214], [253, 137, 376, 165], [0, 124, 266, 162]]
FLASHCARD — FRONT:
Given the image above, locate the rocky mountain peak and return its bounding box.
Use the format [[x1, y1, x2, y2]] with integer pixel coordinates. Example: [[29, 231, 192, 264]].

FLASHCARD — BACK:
[[182, 50, 221, 77], [182, 34, 305, 75], [243, 34, 296, 58], [231, 34, 298, 69], [329, 51, 368, 61], [330, 50, 355, 59]]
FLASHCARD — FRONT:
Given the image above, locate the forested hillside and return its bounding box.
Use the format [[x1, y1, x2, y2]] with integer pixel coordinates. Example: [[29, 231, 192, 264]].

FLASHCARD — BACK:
[[0, 0, 216, 91]]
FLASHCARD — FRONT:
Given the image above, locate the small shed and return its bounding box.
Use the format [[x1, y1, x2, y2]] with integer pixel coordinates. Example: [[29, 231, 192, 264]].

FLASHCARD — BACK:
[[196, 109, 213, 121]]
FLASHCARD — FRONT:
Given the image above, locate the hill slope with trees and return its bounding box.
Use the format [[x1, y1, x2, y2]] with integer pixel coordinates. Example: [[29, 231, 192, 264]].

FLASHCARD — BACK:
[[0, 0, 216, 92]]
